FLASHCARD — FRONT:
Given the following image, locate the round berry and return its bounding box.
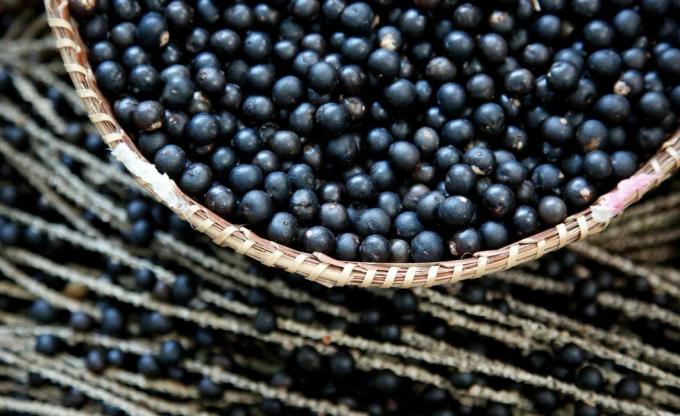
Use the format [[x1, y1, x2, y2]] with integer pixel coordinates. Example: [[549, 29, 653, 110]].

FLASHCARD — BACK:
[[411, 231, 443, 262], [450, 228, 482, 256], [179, 163, 212, 197], [482, 184, 515, 218], [538, 196, 567, 225], [438, 196, 474, 227]]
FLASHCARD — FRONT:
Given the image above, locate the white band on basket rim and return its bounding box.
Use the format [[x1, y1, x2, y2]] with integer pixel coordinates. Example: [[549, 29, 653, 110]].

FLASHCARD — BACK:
[[111, 144, 188, 211]]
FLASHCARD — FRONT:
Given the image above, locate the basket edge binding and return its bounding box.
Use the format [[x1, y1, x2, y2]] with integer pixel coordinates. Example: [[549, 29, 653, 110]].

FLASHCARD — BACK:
[[43, 0, 680, 288]]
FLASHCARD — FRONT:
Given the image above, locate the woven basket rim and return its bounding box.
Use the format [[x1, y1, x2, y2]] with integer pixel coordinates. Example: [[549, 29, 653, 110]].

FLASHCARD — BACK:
[[44, 0, 680, 288]]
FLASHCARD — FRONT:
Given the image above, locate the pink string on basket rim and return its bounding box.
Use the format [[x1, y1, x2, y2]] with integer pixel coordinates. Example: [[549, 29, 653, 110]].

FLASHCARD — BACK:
[[592, 173, 658, 223]]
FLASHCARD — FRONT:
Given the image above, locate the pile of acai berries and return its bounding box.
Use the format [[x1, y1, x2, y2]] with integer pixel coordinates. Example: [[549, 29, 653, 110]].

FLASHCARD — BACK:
[[71, 0, 680, 262]]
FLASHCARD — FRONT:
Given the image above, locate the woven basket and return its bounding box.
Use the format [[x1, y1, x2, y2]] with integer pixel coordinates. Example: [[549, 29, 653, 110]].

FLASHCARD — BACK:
[[44, 0, 680, 288]]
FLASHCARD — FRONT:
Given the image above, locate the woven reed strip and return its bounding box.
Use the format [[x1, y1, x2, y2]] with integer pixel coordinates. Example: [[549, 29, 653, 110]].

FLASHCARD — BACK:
[[502, 295, 680, 371], [0, 396, 97, 416], [44, 0, 680, 287], [419, 289, 680, 386], [570, 242, 680, 299], [0, 346, 159, 416], [10, 71, 67, 134]]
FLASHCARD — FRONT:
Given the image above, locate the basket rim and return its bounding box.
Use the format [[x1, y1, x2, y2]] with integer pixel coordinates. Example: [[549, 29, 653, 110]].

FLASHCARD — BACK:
[[44, 0, 680, 288]]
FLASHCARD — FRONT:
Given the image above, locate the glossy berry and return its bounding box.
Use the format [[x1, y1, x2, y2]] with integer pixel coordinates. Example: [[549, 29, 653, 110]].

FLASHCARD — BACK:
[[254, 309, 277, 333], [267, 212, 298, 244], [241, 190, 273, 224], [615, 376, 641, 400], [205, 185, 236, 217], [482, 184, 515, 218], [564, 177, 596, 209], [359, 234, 390, 262], [179, 163, 212, 197], [513, 205, 539, 236], [302, 226, 334, 253], [410, 231, 443, 262], [473, 103, 505, 136], [450, 228, 482, 256], [186, 113, 218, 145], [438, 196, 474, 227], [96, 61, 127, 95], [538, 196, 567, 225], [576, 366, 604, 391], [547, 61, 579, 91], [133, 100, 164, 131], [479, 221, 509, 249], [315, 103, 348, 134]]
